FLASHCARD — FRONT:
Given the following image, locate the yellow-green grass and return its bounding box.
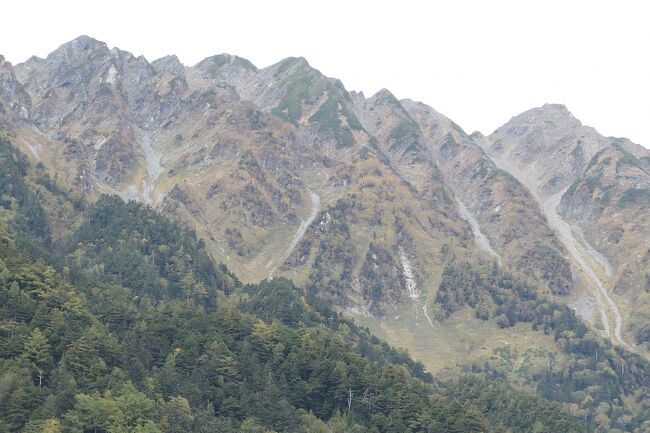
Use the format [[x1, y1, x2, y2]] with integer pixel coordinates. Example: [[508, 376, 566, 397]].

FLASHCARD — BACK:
[[350, 303, 559, 375]]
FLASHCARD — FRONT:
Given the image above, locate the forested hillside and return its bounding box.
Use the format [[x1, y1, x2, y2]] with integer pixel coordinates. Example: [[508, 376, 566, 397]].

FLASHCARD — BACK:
[[0, 135, 594, 433]]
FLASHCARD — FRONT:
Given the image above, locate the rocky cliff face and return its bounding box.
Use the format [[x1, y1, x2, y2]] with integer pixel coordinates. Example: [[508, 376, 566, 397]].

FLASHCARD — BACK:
[[485, 104, 610, 195], [0, 55, 31, 125], [1, 36, 646, 350]]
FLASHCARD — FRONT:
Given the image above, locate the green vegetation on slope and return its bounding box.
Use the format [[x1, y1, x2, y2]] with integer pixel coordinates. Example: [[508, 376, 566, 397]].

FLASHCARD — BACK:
[[1, 211, 501, 433], [308, 96, 358, 148], [270, 60, 362, 148], [435, 260, 650, 432], [0, 137, 55, 256], [617, 188, 650, 207], [63, 194, 239, 309], [440, 375, 589, 433]]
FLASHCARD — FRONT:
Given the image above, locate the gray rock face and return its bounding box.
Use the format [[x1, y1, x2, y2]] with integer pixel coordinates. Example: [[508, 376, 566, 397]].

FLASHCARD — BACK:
[[0, 55, 31, 125], [486, 104, 610, 196], [151, 55, 185, 75]]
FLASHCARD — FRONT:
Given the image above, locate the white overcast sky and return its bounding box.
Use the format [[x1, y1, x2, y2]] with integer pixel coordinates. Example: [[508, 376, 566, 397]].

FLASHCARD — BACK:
[[1, 0, 648, 147]]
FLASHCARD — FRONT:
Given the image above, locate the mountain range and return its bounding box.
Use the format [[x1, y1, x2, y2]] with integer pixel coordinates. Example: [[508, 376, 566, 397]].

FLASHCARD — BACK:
[[1, 35, 649, 432]]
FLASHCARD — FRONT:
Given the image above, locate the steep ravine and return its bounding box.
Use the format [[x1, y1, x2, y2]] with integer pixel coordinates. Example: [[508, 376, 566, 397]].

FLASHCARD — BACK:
[[456, 198, 502, 264], [398, 246, 432, 328], [268, 189, 320, 278], [482, 150, 627, 347], [140, 131, 163, 206], [543, 190, 625, 346]]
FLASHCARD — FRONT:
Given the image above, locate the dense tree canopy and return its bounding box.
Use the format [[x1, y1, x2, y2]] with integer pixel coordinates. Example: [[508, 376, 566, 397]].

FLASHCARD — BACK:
[[1, 215, 503, 433]]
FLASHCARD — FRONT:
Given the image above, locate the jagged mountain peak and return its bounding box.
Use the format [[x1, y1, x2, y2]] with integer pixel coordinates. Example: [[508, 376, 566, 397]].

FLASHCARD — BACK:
[[491, 104, 647, 166], [195, 53, 258, 72], [62, 34, 105, 47], [486, 104, 610, 194], [48, 34, 110, 60], [264, 56, 328, 88], [151, 54, 185, 75], [22, 35, 159, 76], [0, 53, 31, 125], [535, 103, 575, 120], [14, 35, 158, 94], [0, 56, 17, 81], [371, 88, 397, 99], [496, 103, 582, 136], [264, 56, 344, 91], [366, 89, 407, 112], [540, 102, 570, 112], [470, 130, 486, 140], [271, 55, 310, 71], [187, 53, 259, 99]]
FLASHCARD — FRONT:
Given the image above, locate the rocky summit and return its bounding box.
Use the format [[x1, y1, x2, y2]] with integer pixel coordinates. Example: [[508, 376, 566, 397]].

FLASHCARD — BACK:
[[1, 35, 650, 433]]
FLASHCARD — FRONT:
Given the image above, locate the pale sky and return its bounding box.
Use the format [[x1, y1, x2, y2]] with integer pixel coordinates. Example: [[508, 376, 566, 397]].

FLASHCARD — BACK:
[[1, 0, 648, 147]]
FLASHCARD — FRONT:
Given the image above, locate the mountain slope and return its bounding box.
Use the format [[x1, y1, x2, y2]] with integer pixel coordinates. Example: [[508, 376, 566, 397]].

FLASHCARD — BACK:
[[403, 100, 573, 295], [0, 35, 645, 355], [480, 104, 650, 349], [0, 134, 598, 433], [1, 37, 650, 432], [558, 141, 650, 347], [4, 37, 477, 314], [1, 36, 646, 345]]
